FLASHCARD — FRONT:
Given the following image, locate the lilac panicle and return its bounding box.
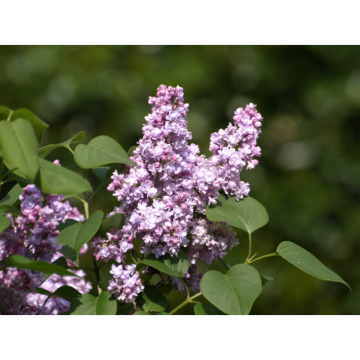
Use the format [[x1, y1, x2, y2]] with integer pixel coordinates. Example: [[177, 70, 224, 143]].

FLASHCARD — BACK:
[[95, 85, 263, 300], [0, 160, 91, 315]]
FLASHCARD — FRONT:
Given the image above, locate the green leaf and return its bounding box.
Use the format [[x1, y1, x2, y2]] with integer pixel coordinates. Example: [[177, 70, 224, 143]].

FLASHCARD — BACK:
[[57, 219, 78, 232], [8, 173, 29, 187], [92, 166, 111, 182], [47, 285, 81, 303], [156, 312, 169, 316], [38, 131, 86, 158], [117, 302, 132, 315], [35, 158, 92, 197], [98, 213, 125, 237], [0, 184, 23, 207], [200, 264, 262, 315], [260, 274, 273, 287], [51, 256, 69, 269], [141, 251, 189, 278], [0, 119, 39, 182], [70, 291, 117, 315], [133, 311, 151, 315], [0, 205, 20, 216], [74, 135, 136, 169], [0, 215, 11, 234], [218, 257, 231, 271], [34, 288, 52, 296], [11, 108, 48, 143], [206, 194, 269, 234], [276, 241, 350, 289], [3, 255, 79, 277], [194, 303, 225, 315], [56, 210, 103, 265], [158, 283, 173, 294], [139, 285, 168, 312]]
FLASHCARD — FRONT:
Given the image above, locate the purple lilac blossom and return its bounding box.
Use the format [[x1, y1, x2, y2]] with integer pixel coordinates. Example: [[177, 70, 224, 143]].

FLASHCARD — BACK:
[[0, 160, 90, 315], [93, 85, 263, 300]]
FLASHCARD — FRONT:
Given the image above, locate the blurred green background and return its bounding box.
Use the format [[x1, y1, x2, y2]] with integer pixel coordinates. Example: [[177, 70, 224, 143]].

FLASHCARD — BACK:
[[1, 45, 359, 315]]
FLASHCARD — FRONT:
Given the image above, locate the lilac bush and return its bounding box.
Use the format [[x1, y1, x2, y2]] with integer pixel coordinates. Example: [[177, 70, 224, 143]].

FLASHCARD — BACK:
[[0, 85, 349, 315]]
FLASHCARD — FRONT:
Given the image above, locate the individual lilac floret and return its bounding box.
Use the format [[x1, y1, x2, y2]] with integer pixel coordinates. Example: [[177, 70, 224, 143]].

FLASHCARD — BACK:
[[108, 264, 144, 303]]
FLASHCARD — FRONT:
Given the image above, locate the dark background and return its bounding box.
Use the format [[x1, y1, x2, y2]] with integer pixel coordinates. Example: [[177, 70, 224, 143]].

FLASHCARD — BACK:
[[1, 45, 359, 314]]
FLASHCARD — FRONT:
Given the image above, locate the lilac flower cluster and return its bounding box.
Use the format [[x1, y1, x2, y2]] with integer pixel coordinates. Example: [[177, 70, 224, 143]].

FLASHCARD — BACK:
[[0, 161, 90, 314], [92, 85, 263, 301], [108, 264, 144, 303]]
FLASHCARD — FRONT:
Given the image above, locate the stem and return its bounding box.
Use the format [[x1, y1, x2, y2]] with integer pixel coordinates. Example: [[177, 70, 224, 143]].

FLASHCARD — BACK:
[[245, 233, 252, 262], [87, 179, 111, 203], [168, 292, 202, 315], [249, 253, 280, 264], [83, 201, 89, 220]]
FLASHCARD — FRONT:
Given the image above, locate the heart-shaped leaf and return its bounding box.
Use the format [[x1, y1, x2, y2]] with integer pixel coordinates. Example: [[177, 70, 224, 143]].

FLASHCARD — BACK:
[[70, 291, 117, 315], [44, 285, 81, 304], [276, 241, 350, 289], [11, 108, 48, 143], [8, 174, 29, 187], [200, 264, 262, 315], [57, 210, 103, 265], [38, 131, 86, 158], [0, 205, 21, 216], [98, 213, 125, 237], [133, 311, 151, 315], [35, 158, 92, 197], [139, 285, 168, 313], [3, 255, 79, 277], [158, 283, 173, 294], [0, 215, 11, 234], [0, 118, 39, 182], [206, 194, 269, 234], [74, 135, 135, 169], [141, 251, 189, 278], [194, 303, 225, 315], [0, 184, 23, 209]]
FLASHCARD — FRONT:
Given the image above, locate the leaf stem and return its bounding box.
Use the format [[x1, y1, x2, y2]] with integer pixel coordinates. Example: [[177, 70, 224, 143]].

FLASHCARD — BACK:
[[168, 292, 202, 315], [245, 232, 252, 263], [248, 253, 280, 264]]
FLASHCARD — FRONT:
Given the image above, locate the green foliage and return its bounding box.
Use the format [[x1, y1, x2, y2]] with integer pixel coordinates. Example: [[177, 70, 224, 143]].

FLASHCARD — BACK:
[[70, 291, 117, 315], [276, 241, 350, 289], [38, 131, 86, 158], [200, 264, 262, 315], [57, 210, 103, 265], [141, 250, 190, 277], [260, 274, 273, 287], [0, 106, 48, 143], [0, 184, 22, 207], [206, 194, 269, 234], [0, 215, 11, 234], [47, 286, 81, 303], [133, 311, 151, 315], [138, 285, 168, 312], [92, 166, 111, 183], [74, 135, 135, 169], [3, 255, 79, 277], [0, 118, 39, 182], [194, 303, 225, 315], [98, 213, 125, 237], [35, 158, 92, 197]]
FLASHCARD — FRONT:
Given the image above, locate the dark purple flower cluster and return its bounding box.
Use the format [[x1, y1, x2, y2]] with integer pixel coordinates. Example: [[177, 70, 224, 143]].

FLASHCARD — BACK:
[[0, 162, 91, 315], [92, 85, 263, 301]]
